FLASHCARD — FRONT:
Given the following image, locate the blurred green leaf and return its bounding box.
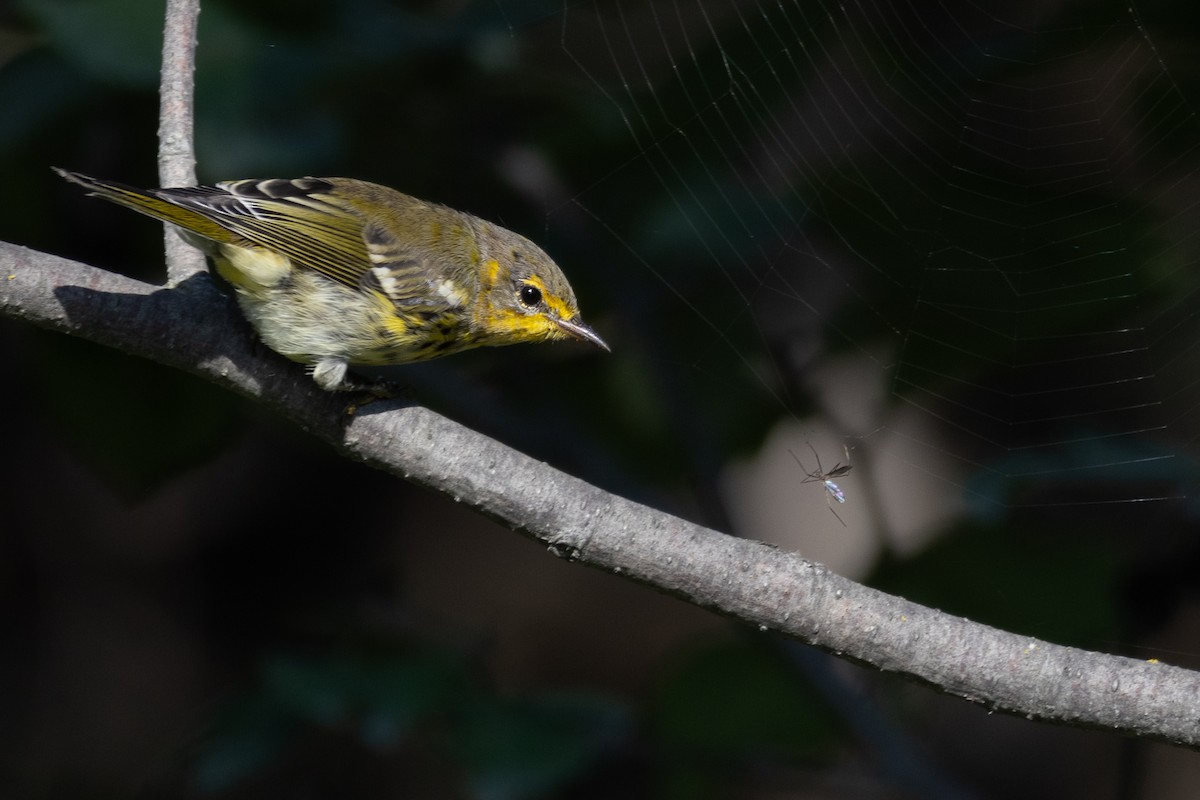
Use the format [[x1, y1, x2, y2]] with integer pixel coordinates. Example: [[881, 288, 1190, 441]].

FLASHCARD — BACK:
[[192, 694, 293, 793], [452, 693, 630, 800], [263, 649, 460, 738], [194, 646, 467, 792]]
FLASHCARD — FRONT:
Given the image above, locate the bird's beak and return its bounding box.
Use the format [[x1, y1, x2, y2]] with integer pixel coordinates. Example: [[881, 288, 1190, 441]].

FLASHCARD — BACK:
[[555, 316, 610, 352]]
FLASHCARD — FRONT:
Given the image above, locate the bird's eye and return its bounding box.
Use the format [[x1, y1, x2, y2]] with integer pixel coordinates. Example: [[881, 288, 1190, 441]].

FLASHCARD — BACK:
[[518, 284, 543, 307]]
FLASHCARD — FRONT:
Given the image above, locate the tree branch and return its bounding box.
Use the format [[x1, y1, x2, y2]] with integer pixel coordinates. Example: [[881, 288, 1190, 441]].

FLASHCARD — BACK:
[[157, 0, 204, 285], [3, 240, 1199, 749]]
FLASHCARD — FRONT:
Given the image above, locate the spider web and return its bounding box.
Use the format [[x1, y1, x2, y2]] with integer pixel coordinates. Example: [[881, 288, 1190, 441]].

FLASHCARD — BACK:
[[542, 0, 1200, 529]]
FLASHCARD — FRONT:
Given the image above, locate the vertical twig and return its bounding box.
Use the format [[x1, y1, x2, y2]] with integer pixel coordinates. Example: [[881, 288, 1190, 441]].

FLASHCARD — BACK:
[[157, 0, 204, 285]]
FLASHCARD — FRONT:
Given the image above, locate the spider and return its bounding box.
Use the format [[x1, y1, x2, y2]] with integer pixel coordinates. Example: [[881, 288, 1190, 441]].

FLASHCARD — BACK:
[[789, 443, 853, 527]]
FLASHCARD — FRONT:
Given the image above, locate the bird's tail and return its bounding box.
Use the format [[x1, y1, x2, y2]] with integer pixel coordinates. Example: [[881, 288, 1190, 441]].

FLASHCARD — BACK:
[[54, 168, 233, 243]]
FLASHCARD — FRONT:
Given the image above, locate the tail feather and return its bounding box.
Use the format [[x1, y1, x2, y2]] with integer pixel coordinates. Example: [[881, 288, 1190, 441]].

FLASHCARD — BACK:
[[53, 168, 236, 244]]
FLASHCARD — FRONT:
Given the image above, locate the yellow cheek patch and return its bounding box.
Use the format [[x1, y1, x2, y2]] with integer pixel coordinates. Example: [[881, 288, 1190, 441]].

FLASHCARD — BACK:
[[475, 271, 578, 344], [483, 308, 562, 343]]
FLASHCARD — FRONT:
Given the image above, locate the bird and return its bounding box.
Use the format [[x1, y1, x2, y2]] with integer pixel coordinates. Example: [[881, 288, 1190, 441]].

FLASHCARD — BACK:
[[55, 169, 608, 391]]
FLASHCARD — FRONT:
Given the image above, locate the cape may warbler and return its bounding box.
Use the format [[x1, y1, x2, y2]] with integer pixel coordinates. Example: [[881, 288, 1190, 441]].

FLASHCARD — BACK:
[[56, 169, 608, 391]]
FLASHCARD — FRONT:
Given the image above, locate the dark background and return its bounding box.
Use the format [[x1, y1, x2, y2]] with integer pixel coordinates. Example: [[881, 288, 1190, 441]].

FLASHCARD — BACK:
[[4, 0, 1200, 797]]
